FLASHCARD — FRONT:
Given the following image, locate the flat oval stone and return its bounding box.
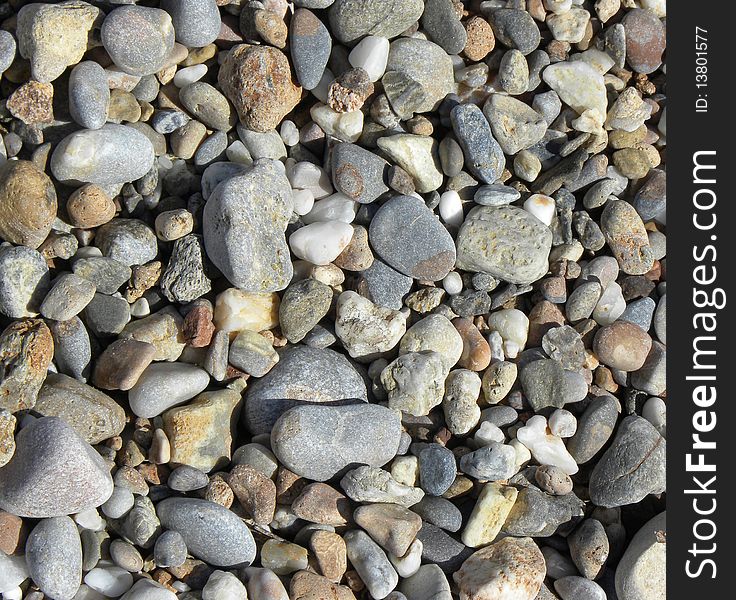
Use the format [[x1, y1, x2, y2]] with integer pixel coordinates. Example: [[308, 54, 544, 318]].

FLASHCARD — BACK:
[[450, 103, 505, 184], [290, 8, 332, 90], [244, 345, 368, 435], [332, 142, 389, 204], [203, 160, 294, 293], [128, 362, 210, 418], [26, 516, 82, 600], [369, 195, 456, 281], [567, 395, 620, 464], [68, 61, 110, 130], [156, 498, 256, 567], [622, 8, 665, 75], [421, 0, 467, 55], [0, 417, 113, 517], [328, 0, 424, 44], [271, 404, 402, 481], [456, 205, 552, 284], [601, 200, 654, 275], [50, 124, 155, 186]]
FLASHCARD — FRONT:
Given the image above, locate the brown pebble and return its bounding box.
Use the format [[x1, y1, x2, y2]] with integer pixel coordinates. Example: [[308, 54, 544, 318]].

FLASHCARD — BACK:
[[309, 530, 347, 583], [93, 338, 156, 391], [183, 303, 216, 348], [6, 80, 54, 124], [387, 165, 415, 195], [463, 16, 494, 61], [593, 321, 652, 372], [66, 184, 116, 229], [453, 317, 491, 372], [534, 464, 573, 495], [276, 467, 306, 505], [0, 510, 27, 555], [622, 8, 665, 75], [291, 482, 352, 526], [254, 8, 288, 48], [107, 89, 141, 123], [328, 67, 374, 113], [333, 225, 373, 271], [353, 503, 422, 557], [527, 300, 566, 347], [290, 570, 357, 600], [205, 474, 235, 509], [227, 464, 277, 525]]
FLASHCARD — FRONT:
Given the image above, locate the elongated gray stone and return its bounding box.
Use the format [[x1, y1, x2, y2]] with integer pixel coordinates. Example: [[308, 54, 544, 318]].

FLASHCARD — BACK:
[[271, 404, 402, 481], [68, 61, 110, 130], [450, 103, 505, 184], [344, 530, 399, 599], [26, 517, 82, 600], [290, 8, 332, 90], [128, 362, 210, 418], [50, 124, 155, 186], [203, 159, 294, 292]]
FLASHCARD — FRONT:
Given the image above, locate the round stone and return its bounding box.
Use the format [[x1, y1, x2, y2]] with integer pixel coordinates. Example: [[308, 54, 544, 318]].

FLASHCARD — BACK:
[[0, 160, 56, 249], [622, 8, 665, 74], [161, 0, 221, 48], [593, 321, 652, 371], [68, 61, 110, 130]]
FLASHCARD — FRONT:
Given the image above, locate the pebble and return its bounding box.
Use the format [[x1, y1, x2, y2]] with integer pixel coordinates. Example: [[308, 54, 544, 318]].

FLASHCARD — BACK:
[[279, 279, 332, 343], [119, 579, 176, 600], [516, 415, 579, 474], [0, 552, 28, 594], [589, 416, 665, 507], [271, 404, 402, 481], [593, 321, 652, 371], [328, 0, 423, 43], [0, 417, 113, 517], [390, 538, 424, 578], [456, 205, 552, 285], [310, 103, 364, 142], [357, 258, 413, 310], [349, 36, 390, 82], [16, 1, 103, 83], [109, 540, 143, 572], [353, 503, 422, 557], [128, 362, 210, 418], [382, 351, 448, 416], [179, 82, 234, 132], [554, 576, 606, 600], [459, 442, 517, 481], [376, 135, 444, 193], [0, 30, 16, 75], [157, 497, 256, 567], [2, 164, 53, 253], [310, 530, 348, 582], [39, 273, 95, 322], [567, 394, 620, 464], [202, 570, 248, 600], [443, 369, 482, 435], [421, 0, 468, 55], [451, 103, 506, 184], [520, 358, 588, 411], [332, 142, 389, 204], [290, 221, 354, 265], [341, 466, 424, 507], [218, 45, 301, 133], [25, 516, 82, 600], [616, 511, 666, 600], [622, 9, 666, 74], [291, 9, 332, 90], [399, 564, 451, 600], [102, 486, 134, 519], [542, 61, 607, 124], [418, 444, 457, 496], [68, 61, 110, 130], [204, 160, 293, 292], [601, 200, 654, 275], [344, 529, 399, 599], [488, 9, 541, 55], [72, 257, 131, 294], [369, 195, 456, 280], [51, 125, 155, 186], [84, 566, 134, 597], [335, 291, 406, 360], [568, 518, 609, 579], [161, 0, 221, 49], [462, 482, 518, 548]]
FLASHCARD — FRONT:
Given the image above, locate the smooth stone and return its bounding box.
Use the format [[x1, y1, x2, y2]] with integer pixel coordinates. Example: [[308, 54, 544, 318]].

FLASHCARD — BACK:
[[499, 49, 529, 94], [128, 362, 210, 418], [290, 8, 332, 90], [120, 579, 176, 600], [349, 35, 390, 82], [102, 486, 135, 519], [400, 314, 463, 371], [0, 417, 113, 518], [82, 293, 130, 337], [484, 94, 548, 156], [615, 511, 666, 600], [462, 482, 518, 548], [416, 522, 471, 573], [228, 329, 279, 377], [474, 184, 522, 206], [456, 205, 552, 285], [567, 395, 620, 464], [161, 0, 221, 48], [40, 273, 96, 322], [332, 143, 389, 204], [244, 345, 367, 435], [271, 404, 402, 481], [101, 6, 175, 76], [154, 530, 188, 568], [411, 497, 462, 533], [203, 160, 293, 293], [0, 552, 28, 594], [279, 279, 332, 343], [589, 416, 665, 507], [418, 444, 456, 497], [421, 0, 467, 55], [328, 0, 424, 44], [369, 195, 455, 281], [622, 9, 666, 74], [0, 246, 50, 318], [344, 530, 399, 600], [49, 317, 91, 382], [488, 9, 541, 55], [399, 564, 452, 600], [593, 321, 652, 371], [179, 82, 235, 131], [357, 258, 413, 310], [157, 498, 256, 567], [203, 570, 248, 600], [376, 135, 444, 193], [289, 221, 354, 265], [0, 30, 14, 75], [385, 38, 455, 112], [542, 61, 607, 120], [554, 576, 606, 600], [450, 103, 505, 184], [568, 518, 609, 579], [619, 297, 656, 331], [72, 257, 131, 295], [310, 103, 364, 142], [68, 61, 110, 130], [34, 373, 126, 444], [26, 517, 82, 600], [50, 125, 155, 186], [459, 443, 517, 481]]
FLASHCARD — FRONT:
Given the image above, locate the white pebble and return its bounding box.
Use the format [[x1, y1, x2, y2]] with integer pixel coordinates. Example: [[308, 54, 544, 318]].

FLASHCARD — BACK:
[[202, 570, 248, 600], [2, 587, 22, 600], [487, 309, 529, 359], [130, 297, 150, 318], [516, 415, 579, 475], [523, 193, 556, 226], [292, 188, 315, 216], [74, 508, 105, 531], [311, 68, 334, 103], [348, 35, 390, 82], [388, 538, 423, 578], [391, 455, 419, 487], [544, 0, 573, 14], [642, 396, 666, 437], [225, 141, 253, 165], [0, 553, 27, 594], [310, 103, 364, 143], [244, 567, 289, 600], [474, 421, 505, 446], [592, 280, 626, 325], [302, 193, 358, 224], [288, 161, 333, 199], [173, 64, 207, 88], [279, 120, 299, 147], [289, 221, 354, 265], [442, 272, 463, 295], [84, 567, 134, 597], [439, 190, 464, 227], [548, 409, 577, 438], [487, 330, 505, 362], [509, 438, 532, 470]]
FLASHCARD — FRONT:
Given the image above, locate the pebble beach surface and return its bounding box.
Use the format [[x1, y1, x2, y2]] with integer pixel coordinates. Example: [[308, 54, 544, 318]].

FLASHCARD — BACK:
[[0, 0, 665, 599]]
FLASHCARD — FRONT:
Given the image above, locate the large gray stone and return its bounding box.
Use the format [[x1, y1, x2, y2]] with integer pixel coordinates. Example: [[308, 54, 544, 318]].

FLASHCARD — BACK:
[[26, 516, 82, 600]]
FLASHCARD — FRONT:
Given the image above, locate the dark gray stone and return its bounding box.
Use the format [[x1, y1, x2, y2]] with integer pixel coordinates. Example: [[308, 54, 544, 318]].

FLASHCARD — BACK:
[[332, 142, 389, 204], [161, 0, 221, 48], [421, 0, 467, 55], [358, 258, 413, 310], [418, 444, 456, 497], [411, 496, 463, 532], [290, 8, 332, 90], [489, 9, 541, 55], [450, 103, 506, 184], [159, 235, 211, 303], [279, 278, 333, 343]]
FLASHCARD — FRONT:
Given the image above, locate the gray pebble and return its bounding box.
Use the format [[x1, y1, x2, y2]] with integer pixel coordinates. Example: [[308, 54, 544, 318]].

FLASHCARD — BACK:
[[421, 0, 467, 55], [653, 294, 665, 343], [228, 329, 279, 377], [102, 485, 135, 519], [632, 169, 665, 221], [154, 530, 188, 568], [450, 103, 506, 184], [369, 195, 456, 281], [132, 75, 160, 103], [203, 160, 293, 292], [332, 142, 389, 204], [159, 234, 211, 303], [555, 576, 606, 600], [157, 497, 256, 567], [484, 94, 547, 155], [82, 293, 130, 337], [520, 358, 588, 411], [72, 256, 132, 294], [619, 297, 656, 331], [503, 486, 584, 537], [473, 183, 521, 206], [631, 341, 666, 397], [489, 8, 541, 55], [568, 518, 609, 579], [416, 522, 472, 573], [26, 516, 82, 600], [411, 496, 463, 533], [128, 362, 209, 418], [418, 444, 456, 497], [272, 404, 402, 481], [194, 131, 228, 166], [344, 529, 399, 600], [0, 245, 50, 318], [290, 8, 332, 90], [237, 126, 287, 161], [161, 0, 221, 48], [567, 395, 620, 465], [168, 465, 210, 492], [51, 124, 155, 186], [399, 564, 452, 600], [459, 442, 517, 480], [0, 30, 16, 74], [244, 345, 368, 434], [101, 6, 175, 76], [109, 539, 144, 572], [357, 258, 413, 310], [152, 109, 190, 135], [328, 0, 423, 44], [81, 529, 103, 572], [49, 317, 92, 381], [279, 278, 333, 343], [566, 281, 602, 322], [40, 273, 96, 321], [439, 137, 464, 177], [456, 205, 552, 285], [542, 325, 587, 371], [589, 415, 665, 507], [68, 61, 110, 130], [0, 417, 113, 517], [118, 495, 160, 549], [180, 82, 235, 132], [499, 49, 529, 95], [382, 71, 429, 120]]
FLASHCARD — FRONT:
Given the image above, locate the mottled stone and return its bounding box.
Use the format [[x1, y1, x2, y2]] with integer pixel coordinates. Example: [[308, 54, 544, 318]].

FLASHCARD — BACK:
[[0, 319, 53, 413], [0, 160, 56, 249], [26, 516, 82, 600], [451, 103, 506, 184]]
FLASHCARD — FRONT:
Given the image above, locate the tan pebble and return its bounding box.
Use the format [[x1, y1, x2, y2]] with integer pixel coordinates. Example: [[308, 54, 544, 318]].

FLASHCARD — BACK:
[[0, 509, 26, 555], [66, 184, 116, 229], [593, 321, 652, 371], [93, 338, 156, 391], [290, 570, 357, 600], [227, 464, 277, 525], [155, 209, 194, 241], [453, 317, 491, 371], [169, 120, 207, 160], [333, 225, 374, 271], [254, 9, 288, 48], [205, 475, 235, 508], [463, 16, 494, 61], [6, 80, 54, 124], [107, 89, 142, 123], [309, 530, 347, 583], [291, 482, 352, 526]]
